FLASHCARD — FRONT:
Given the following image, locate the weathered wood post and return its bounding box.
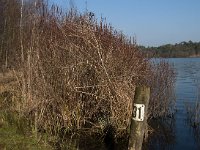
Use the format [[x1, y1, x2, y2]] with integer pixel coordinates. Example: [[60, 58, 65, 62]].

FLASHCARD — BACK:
[[128, 86, 150, 150]]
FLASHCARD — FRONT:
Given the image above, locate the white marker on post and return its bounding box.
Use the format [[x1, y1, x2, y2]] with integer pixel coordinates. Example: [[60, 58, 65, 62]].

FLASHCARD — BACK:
[[132, 104, 145, 121]]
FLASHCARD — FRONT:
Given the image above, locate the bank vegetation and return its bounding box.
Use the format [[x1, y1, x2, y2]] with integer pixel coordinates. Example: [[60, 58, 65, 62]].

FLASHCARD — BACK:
[[0, 0, 176, 149]]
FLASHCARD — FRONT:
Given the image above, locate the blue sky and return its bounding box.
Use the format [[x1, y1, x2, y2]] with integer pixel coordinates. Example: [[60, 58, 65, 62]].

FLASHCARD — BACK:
[[50, 0, 200, 46]]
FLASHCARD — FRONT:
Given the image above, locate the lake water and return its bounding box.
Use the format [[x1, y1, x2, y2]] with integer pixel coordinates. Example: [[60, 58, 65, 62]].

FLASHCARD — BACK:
[[149, 58, 200, 150]]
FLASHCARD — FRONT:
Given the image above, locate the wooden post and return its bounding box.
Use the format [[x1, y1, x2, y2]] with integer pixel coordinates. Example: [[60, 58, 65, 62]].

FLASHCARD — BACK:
[[128, 86, 150, 150]]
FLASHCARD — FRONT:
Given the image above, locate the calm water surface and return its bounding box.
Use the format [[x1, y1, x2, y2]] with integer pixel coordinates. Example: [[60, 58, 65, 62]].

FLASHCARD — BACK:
[[150, 58, 200, 150]]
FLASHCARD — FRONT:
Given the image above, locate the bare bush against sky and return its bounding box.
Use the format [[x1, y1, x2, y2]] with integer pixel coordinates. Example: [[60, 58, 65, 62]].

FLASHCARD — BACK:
[[49, 0, 200, 47]]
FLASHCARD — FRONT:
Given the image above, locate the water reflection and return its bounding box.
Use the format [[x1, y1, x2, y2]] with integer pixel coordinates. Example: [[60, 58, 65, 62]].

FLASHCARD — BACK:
[[145, 117, 176, 150]]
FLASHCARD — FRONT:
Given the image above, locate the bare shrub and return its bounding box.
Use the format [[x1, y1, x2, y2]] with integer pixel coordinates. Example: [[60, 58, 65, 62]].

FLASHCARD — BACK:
[[147, 60, 176, 119], [16, 1, 150, 136], [1, 1, 176, 141]]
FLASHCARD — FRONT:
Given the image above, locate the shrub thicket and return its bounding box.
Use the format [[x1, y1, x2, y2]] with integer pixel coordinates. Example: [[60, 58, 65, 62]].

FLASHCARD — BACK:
[[0, 0, 175, 140]]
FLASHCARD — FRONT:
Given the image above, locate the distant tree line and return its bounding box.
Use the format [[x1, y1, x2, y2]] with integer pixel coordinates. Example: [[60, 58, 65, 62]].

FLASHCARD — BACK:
[[139, 41, 200, 58]]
